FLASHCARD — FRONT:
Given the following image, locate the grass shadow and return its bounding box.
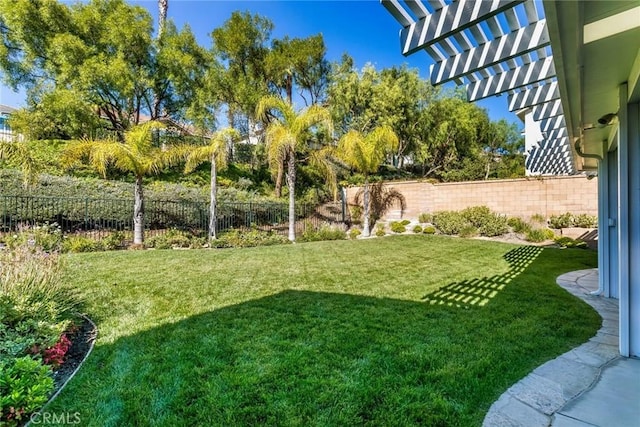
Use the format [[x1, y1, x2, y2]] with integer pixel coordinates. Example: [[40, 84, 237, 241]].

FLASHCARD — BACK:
[[421, 246, 543, 307]]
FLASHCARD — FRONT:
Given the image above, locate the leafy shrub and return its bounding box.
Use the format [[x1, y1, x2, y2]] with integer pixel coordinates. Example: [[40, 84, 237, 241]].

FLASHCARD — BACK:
[[530, 213, 546, 224], [349, 205, 362, 224], [0, 356, 54, 426], [554, 236, 588, 249], [43, 334, 71, 368], [213, 229, 289, 248], [572, 214, 598, 228], [349, 228, 362, 240], [432, 211, 469, 235], [0, 245, 79, 360], [390, 221, 406, 233], [461, 206, 492, 227], [61, 236, 102, 253], [423, 225, 436, 234], [507, 217, 531, 234], [400, 219, 411, 226], [418, 213, 432, 224], [2, 223, 63, 252], [412, 225, 423, 233], [375, 228, 386, 237], [145, 229, 193, 249], [459, 225, 479, 238], [478, 214, 508, 237], [525, 228, 555, 243], [100, 231, 126, 250], [549, 213, 573, 229], [300, 225, 347, 242]]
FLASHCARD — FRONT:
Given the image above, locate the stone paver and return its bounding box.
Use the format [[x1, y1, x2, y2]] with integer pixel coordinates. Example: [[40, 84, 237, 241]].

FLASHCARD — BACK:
[[483, 269, 622, 427]]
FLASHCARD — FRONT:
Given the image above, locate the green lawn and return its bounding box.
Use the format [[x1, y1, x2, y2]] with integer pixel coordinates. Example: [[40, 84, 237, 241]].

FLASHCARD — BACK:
[[50, 235, 599, 426]]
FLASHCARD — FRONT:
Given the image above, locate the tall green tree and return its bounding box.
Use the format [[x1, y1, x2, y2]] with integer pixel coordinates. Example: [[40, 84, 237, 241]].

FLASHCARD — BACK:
[[0, 0, 209, 139], [336, 126, 398, 237], [327, 59, 434, 165], [483, 119, 522, 179], [184, 128, 239, 242], [415, 97, 490, 180], [62, 121, 183, 245], [256, 95, 333, 241]]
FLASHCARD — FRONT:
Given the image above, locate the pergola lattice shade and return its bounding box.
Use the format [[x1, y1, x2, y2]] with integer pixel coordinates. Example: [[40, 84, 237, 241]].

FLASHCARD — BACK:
[[382, 0, 575, 175]]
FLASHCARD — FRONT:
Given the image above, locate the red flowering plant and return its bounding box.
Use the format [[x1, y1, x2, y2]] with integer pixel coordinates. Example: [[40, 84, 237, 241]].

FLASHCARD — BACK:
[[43, 334, 72, 368]]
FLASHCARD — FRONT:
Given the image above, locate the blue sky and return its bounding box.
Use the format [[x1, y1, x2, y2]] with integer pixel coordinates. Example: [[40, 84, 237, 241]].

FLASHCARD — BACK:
[[0, 0, 518, 123]]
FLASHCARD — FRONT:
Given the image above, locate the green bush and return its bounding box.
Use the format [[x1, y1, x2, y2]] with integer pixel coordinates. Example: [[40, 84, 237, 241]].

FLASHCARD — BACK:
[[507, 217, 531, 234], [349, 228, 362, 240], [400, 219, 411, 226], [412, 225, 423, 233], [0, 245, 79, 360], [525, 228, 555, 243], [418, 213, 432, 224], [461, 206, 492, 227], [375, 228, 386, 237], [213, 229, 290, 248], [1, 223, 63, 252], [145, 229, 193, 249], [390, 221, 407, 233], [300, 225, 347, 242], [459, 225, 479, 238], [62, 236, 102, 253], [349, 205, 362, 224], [423, 225, 436, 234], [554, 236, 589, 249], [100, 231, 126, 250], [478, 214, 508, 237], [0, 356, 54, 426], [432, 211, 469, 235], [572, 214, 598, 228], [549, 213, 573, 229], [530, 213, 546, 224]]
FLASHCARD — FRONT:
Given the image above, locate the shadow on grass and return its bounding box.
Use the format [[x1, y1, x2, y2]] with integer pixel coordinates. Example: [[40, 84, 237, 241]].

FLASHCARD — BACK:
[[52, 247, 600, 427], [421, 246, 543, 308]]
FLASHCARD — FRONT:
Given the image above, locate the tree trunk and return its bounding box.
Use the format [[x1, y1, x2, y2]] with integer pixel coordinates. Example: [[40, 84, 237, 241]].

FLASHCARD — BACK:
[[287, 151, 296, 242], [133, 176, 145, 245], [363, 177, 370, 237], [286, 73, 293, 105], [485, 158, 491, 180], [158, 0, 168, 39], [209, 155, 218, 243], [274, 160, 284, 198]]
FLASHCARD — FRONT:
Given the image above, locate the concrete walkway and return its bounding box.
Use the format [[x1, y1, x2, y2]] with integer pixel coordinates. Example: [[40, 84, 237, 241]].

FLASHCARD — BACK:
[[483, 269, 640, 426]]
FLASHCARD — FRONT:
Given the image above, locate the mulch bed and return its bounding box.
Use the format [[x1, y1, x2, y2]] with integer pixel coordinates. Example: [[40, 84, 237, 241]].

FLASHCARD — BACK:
[[51, 316, 97, 393]]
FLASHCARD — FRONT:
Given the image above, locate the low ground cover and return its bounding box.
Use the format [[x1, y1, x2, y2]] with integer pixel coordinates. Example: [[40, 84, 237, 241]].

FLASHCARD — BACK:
[[48, 236, 599, 425]]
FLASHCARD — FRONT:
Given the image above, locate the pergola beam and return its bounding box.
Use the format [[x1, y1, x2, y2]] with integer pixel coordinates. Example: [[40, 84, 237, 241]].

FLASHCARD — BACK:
[[467, 57, 555, 102], [431, 20, 550, 85], [508, 81, 559, 111], [400, 0, 525, 56]]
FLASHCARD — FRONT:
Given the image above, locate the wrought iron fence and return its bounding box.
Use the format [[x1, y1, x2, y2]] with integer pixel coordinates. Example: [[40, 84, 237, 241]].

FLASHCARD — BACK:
[[0, 195, 346, 239]]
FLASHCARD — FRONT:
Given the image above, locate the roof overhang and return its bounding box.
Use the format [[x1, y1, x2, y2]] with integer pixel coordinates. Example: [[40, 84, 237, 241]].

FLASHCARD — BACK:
[[381, 0, 640, 175], [544, 0, 640, 170]]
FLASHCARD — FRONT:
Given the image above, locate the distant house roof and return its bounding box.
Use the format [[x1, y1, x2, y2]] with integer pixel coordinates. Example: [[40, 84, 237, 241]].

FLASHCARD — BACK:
[[0, 104, 17, 115]]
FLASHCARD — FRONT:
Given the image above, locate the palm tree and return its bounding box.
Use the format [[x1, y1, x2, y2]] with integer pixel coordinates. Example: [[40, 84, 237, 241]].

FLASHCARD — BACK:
[[184, 128, 239, 243], [256, 95, 333, 241], [62, 121, 182, 245], [337, 126, 399, 237], [158, 0, 168, 39], [0, 139, 41, 188]]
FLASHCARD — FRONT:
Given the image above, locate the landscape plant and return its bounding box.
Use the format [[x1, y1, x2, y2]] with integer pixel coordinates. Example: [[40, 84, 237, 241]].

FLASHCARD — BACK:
[[62, 121, 185, 244], [256, 95, 333, 241], [337, 126, 399, 236], [183, 128, 240, 242]]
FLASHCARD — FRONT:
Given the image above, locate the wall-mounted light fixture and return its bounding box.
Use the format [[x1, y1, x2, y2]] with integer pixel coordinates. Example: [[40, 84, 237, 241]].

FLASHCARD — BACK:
[[597, 112, 618, 127]]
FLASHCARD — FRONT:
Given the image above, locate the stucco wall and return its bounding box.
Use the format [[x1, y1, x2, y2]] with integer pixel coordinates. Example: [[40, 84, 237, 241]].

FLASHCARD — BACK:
[[344, 175, 598, 220]]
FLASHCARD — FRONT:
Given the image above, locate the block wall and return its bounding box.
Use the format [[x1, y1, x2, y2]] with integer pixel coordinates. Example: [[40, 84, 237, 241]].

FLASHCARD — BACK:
[[344, 176, 598, 220]]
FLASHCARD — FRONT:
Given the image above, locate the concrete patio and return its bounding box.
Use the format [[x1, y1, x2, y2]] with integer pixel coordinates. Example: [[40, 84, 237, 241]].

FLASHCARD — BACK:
[[484, 269, 640, 426]]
